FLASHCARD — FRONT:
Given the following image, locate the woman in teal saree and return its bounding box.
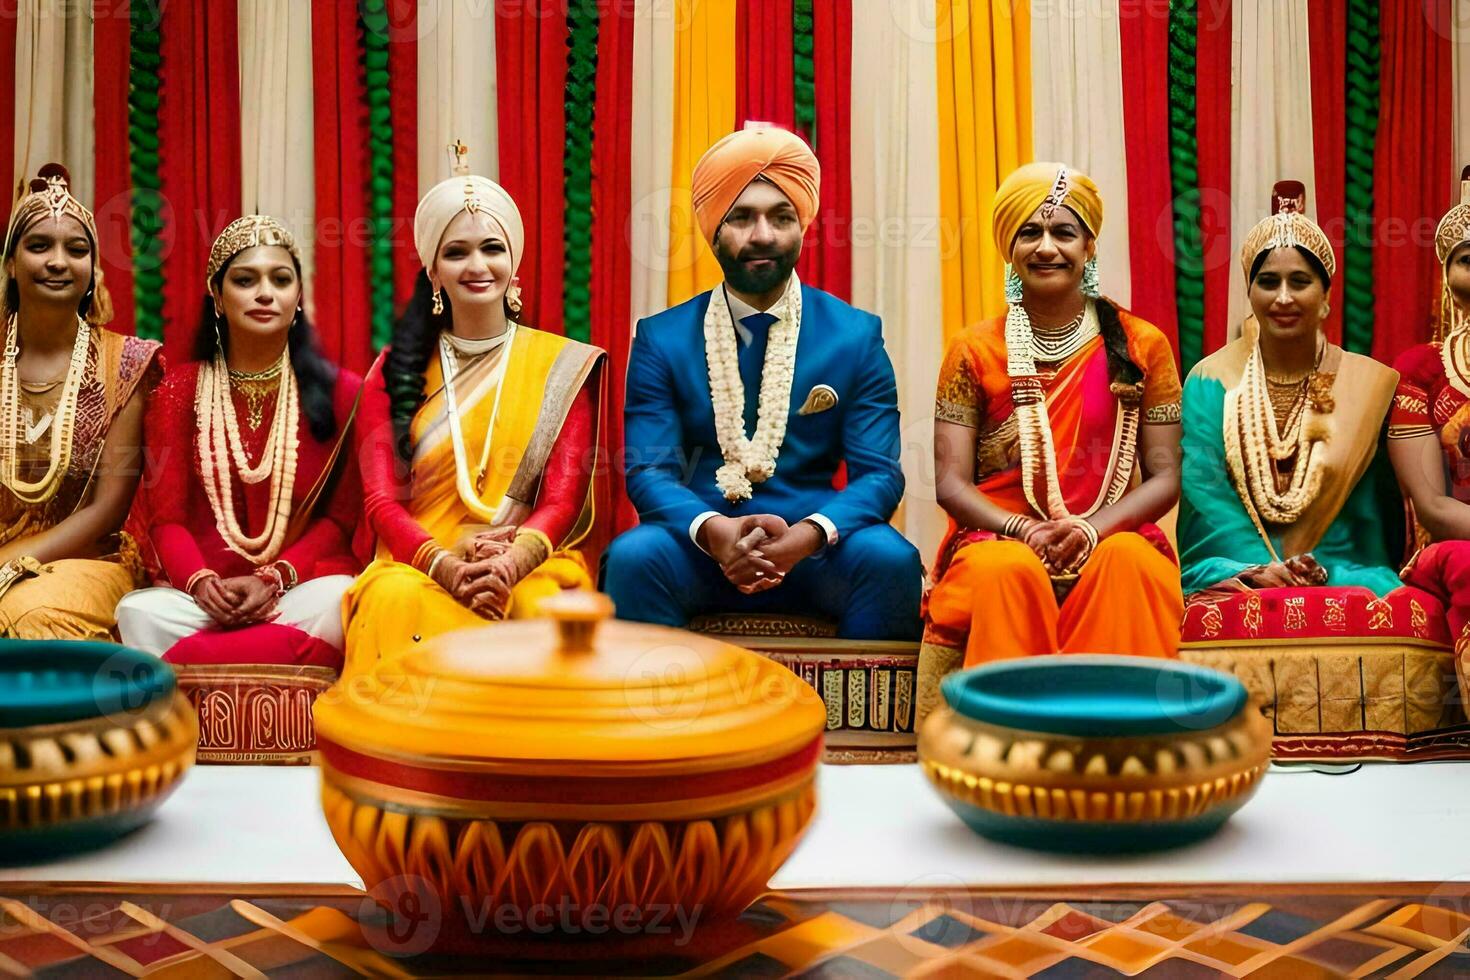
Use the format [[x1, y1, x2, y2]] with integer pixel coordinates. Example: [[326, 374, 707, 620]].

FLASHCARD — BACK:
[[1178, 182, 1402, 598]]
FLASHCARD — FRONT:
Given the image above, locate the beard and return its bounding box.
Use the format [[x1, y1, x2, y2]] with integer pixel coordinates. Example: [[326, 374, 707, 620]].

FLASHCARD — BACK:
[[714, 235, 801, 295]]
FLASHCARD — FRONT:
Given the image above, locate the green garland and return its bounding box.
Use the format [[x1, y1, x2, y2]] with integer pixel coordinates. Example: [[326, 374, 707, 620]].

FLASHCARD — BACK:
[[1342, 0, 1379, 356], [127, 0, 164, 341], [563, 0, 598, 343], [359, 0, 396, 351], [792, 0, 816, 147], [1166, 0, 1205, 373]]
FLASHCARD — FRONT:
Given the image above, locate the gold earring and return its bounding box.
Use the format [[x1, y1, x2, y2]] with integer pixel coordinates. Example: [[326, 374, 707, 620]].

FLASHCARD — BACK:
[[506, 277, 523, 315], [431, 289, 444, 316]]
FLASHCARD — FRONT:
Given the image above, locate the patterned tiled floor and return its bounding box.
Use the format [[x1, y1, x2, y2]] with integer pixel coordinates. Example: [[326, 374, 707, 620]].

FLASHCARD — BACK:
[[2, 886, 1468, 976]]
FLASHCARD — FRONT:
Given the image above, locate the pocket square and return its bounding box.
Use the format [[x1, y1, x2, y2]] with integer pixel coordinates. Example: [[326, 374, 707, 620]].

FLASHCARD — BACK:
[[797, 384, 839, 416]]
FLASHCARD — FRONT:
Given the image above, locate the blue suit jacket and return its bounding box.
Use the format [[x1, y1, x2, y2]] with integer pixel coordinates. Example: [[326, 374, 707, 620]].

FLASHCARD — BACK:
[[624, 283, 905, 539]]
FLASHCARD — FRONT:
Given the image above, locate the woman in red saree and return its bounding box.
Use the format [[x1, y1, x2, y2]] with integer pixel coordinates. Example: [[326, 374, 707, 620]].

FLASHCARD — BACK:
[[115, 216, 363, 667], [918, 163, 1183, 717], [1390, 166, 1470, 642]]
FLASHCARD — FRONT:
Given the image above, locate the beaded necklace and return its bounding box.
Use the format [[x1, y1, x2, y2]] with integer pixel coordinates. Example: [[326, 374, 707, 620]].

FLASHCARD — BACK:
[[195, 348, 299, 563], [0, 315, 91, 504]]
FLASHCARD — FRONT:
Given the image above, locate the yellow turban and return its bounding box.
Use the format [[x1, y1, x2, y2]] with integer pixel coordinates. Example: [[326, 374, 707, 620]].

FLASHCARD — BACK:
[[691, 127, 820, 246], [991, 162, 1103, 260]]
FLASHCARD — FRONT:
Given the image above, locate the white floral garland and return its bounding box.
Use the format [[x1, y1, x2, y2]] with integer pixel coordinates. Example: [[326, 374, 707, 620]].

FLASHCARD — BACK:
[[703, 275, 802, 502]]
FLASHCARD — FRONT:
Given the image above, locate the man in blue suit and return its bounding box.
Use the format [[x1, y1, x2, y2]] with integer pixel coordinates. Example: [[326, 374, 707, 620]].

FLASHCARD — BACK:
[[604, 126, 921, 639]]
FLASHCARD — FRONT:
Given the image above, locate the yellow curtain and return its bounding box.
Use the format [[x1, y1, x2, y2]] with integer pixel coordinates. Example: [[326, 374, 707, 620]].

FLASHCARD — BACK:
[[936, 0, 1032, 344], [665, 0, 737, 307]]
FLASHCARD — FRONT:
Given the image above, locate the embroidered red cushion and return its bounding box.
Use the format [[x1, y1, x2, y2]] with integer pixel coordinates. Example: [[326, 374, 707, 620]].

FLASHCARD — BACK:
[[1182, 586, 1451, 646]]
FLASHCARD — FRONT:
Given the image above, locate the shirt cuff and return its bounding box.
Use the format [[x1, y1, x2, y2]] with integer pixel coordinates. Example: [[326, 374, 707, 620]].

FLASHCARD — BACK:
[[803, 514, 838, 551], [689, 511, 722, 555]]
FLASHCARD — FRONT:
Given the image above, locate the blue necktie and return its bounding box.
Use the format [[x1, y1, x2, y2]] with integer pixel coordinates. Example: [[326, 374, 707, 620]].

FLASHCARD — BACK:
[[738, 313, 778, 433]]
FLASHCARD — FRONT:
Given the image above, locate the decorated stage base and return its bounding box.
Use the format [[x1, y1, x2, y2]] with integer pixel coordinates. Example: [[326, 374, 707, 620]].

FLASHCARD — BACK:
[[1181, 587, 1470, 762], [690, 613, 920, 763], [174, 663, 337, 764]]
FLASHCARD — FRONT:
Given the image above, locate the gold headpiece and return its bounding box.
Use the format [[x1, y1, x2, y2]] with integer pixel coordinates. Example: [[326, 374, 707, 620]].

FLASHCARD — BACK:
[[3, 164, 98, 258], [1435, 165, 1470, 264], [205, 215, 301, 288], [0, 164, 113, 325], [1239, 180, 1336, 281]]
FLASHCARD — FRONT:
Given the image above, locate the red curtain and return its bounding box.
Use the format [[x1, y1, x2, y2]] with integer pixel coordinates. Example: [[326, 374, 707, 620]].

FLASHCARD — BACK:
[[156, 0, 241, 367], [387, 0, 418, 311], [0, 1, 13, 210], [1118, 2, 1179, 361], [799, 0, 852, 300], [494, 0, 567, 334], [591, 3, 636, 535], [1196, 0, 1232, 355], [735, 0, 794, 129], [93, 0, 134, 335], [1307, 0, 1345, 346], [1372, 0, 1453, 363], [310, 0, 374, 373]]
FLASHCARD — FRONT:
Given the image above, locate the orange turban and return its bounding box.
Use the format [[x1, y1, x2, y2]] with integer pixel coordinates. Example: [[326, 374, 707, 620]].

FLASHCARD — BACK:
[[991, 162, 1103, 260], [691, 127, 820, 245]]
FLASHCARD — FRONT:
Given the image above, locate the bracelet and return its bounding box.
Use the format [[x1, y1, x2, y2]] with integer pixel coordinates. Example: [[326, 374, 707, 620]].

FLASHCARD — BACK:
[[1000, 514, 1035, 540], [1073, 518, 1100, 552], [412, 538, 441, 574], [185, 568, 219, 595], [425, 548, 451, 582], [253, 564, 285, 597], [274, 559, 298, 592], [512, 527, 553, 567]]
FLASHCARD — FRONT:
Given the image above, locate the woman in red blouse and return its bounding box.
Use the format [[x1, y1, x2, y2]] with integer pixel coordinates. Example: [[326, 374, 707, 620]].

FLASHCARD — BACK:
[[115, 215, 363, 668]]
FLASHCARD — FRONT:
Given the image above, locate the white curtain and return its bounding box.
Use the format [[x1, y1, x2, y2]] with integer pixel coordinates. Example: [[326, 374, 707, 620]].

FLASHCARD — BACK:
[[417, 0, 499, 191], [13, 0, 94, 206], [1029, 0, 1132, 308], [628, 0, 676, 331], [238, 0, 316, 312], [1454, 7, 1470, 195], [850, 0, 946, 561], [1228, 0, 1318, 338]]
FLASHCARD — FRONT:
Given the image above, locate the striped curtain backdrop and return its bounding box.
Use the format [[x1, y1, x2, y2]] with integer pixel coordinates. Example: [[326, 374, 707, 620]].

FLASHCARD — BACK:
[[3, 0, 1468, 550]]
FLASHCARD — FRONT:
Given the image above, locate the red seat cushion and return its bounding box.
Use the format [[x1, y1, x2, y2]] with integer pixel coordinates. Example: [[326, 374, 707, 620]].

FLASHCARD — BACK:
[[1182, 586, 1451, 646]]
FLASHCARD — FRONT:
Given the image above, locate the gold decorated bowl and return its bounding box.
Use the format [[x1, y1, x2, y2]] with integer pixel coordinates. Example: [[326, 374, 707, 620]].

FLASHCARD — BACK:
[[0, 640, 197, 860], [313, 591, 826, 938], [919, 655, 1270, 852]]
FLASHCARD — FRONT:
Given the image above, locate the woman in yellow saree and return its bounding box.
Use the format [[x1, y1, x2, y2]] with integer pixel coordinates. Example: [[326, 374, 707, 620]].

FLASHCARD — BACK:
[[918, 163, 1184, 715], [342, 147, 605, 674]]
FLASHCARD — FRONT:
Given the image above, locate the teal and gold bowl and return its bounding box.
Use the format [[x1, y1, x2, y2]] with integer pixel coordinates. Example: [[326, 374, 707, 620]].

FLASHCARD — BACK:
[[919, 655, 1269, 852], [0, 640, 197, 860]]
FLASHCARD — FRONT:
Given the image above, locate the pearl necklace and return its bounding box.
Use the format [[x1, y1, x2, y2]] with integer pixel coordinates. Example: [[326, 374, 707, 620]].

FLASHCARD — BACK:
[[1224, 339, 1331, 554], [0, 315, 91, 504], [1442, 328, 1470, 399], [195, 349, 299, 563]]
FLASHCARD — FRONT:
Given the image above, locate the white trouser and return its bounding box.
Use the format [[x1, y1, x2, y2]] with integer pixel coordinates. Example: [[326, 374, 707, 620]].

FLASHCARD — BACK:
[[116, 575, 354, 655]]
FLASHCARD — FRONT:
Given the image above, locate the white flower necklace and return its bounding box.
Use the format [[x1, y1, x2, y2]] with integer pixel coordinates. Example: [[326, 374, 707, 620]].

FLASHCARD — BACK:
[[703, 276, 801, 502]]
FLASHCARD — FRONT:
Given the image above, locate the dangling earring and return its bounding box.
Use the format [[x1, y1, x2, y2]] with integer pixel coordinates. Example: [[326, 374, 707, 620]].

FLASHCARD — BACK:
[[213, 308, 225, 351], [1081, 257, 1101, 299], [506, 276, 523, 316], [1004, 264, 1023, 304], [431, 288, 444, 316], [78, 284, 95, 319]]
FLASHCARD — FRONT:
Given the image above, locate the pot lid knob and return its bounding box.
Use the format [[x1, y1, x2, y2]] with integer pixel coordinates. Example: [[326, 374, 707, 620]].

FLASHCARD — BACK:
[[541, 590, 614, 655]]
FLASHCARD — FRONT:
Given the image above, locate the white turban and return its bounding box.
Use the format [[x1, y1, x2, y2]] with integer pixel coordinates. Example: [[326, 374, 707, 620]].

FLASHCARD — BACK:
[[412, 173, 525, 275]]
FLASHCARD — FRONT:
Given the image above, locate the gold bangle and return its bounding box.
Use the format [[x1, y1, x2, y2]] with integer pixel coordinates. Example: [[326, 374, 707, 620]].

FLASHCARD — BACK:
[[412, 539, 440, 573], [185, 568, 219, 595], [513, 527, 553, 566], [274, 559, 298, 591], [425, 548, 451, 582]]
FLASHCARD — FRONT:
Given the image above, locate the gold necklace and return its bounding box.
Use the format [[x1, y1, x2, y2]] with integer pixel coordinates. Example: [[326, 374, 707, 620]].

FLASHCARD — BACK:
[[0, 315, 91, 504], [1224, 340, 1333, 559], [1442, 329, 1470, 399], [195, 350, 299, 562], [228, 356, 285, 431]]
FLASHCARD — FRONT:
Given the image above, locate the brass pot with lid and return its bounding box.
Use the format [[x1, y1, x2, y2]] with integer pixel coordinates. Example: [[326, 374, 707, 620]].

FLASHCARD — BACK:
[[314, 591, 826, 934]]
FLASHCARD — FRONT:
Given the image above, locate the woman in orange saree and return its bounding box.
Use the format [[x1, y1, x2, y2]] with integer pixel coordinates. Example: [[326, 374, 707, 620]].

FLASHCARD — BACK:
[[918, 163, 1183, 719]]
